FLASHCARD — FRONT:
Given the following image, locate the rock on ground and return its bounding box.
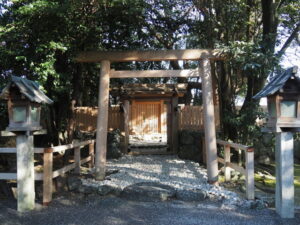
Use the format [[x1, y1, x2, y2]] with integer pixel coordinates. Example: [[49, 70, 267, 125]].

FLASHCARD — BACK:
[[121, 182, 176, 201], [79, 155, 264, 208]]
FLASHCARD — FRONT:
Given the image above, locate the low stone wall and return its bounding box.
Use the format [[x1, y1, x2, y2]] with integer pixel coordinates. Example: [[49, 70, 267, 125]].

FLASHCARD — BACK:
[[178, 130, 204, 163]]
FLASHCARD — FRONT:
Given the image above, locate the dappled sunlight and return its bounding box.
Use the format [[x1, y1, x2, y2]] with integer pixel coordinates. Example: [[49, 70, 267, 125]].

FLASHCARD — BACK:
[[83, 155, 209, 190]]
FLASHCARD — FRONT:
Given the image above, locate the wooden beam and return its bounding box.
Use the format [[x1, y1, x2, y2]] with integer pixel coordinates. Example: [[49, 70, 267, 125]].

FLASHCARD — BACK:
[[95, 60, 110, 180], [75, 49, 224, 63], [227, 162, 246, 175], [217, 139, 252, 151], [0, 172, 43, 180], [0, 173, 17, 180], [0, 148, 17, 153], [110, 69, 199, 78], [200, 59, 218, 184]]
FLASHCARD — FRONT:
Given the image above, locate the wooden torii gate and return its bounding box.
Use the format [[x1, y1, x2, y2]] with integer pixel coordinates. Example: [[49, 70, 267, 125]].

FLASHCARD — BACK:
[[76, 49, 224, 184]]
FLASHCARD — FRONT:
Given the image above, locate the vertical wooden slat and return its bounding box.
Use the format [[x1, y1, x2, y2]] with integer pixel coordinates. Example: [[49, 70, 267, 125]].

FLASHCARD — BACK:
[[224, 145, 231, 182], [171, 97, 179, 153], [124, 100, 130, 152], [43, 148, 53, 206]]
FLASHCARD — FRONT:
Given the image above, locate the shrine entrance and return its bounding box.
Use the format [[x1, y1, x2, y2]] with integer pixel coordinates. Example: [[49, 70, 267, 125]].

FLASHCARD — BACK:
[[75, 49, 224, 183]]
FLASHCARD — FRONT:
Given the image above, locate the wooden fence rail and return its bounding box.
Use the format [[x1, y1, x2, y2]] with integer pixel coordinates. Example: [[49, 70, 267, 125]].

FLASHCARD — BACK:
[[0, 140, 95, 205], [216, 139, 254, 200]]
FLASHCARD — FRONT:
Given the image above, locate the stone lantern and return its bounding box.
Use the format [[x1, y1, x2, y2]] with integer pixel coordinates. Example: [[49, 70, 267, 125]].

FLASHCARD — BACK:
[[255, 67, 300, 132], [0, 75, 53, 212], [1, 76, 53, 132], [253, 66, 298, 218]]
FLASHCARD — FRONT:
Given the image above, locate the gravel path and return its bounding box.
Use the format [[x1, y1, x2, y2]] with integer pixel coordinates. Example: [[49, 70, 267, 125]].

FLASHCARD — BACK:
[[82, 155, 255, 207], [1, 195, 299, 225]]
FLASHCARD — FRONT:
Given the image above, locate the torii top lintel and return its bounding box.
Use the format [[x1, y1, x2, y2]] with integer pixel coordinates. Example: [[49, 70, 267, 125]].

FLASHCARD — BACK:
[[75, 49, 225, 63]]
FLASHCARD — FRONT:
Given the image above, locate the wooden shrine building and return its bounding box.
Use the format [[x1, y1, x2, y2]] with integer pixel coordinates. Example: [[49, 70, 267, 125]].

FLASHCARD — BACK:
[[111, 83, 187, 153]]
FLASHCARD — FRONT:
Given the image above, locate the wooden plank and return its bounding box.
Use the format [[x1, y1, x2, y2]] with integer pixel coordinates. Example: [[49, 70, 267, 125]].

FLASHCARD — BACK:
[[52, 156, 92, 178], [0, 173, 17, 180], [80, 156, 91, 165], [227, 162, 246, 175], [217, 157, 225, 164], [51, 140, 93, 153], [171, 96, 179, 153], [0, 172, 43, 180], [224, 145, 231, 182], [43, 151, 53, 205], [110, 69, 199, 78], [246, 151, 255, 200], [75, 49, 224, 63], [95, 60, 110, 180], [1, 129, 47, 137], [123, 100, 130, 153], [0, 147, 44, 154], [0, 148, 17, 153], [200, 59, 218, 184], [52, 164, 76, 178], [217, 139, 251, 151]]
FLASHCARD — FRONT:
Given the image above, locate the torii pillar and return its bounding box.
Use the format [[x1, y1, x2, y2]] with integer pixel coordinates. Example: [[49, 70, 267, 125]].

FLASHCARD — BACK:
[[95, 60, 110, 180], [200, 59, 218, 184]]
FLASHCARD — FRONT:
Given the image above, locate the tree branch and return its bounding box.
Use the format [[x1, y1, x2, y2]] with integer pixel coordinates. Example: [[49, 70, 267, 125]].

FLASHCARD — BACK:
[[277, 22, 300, 57]]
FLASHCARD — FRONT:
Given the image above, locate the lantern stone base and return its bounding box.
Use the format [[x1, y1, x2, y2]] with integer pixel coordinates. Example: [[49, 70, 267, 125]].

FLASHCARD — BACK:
[[275, 132, 294, 218]]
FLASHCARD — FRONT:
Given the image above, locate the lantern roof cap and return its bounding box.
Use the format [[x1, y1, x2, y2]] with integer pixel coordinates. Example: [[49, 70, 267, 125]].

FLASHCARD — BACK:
[[0, 75, 53, 104], [253, 66, 298, 100]]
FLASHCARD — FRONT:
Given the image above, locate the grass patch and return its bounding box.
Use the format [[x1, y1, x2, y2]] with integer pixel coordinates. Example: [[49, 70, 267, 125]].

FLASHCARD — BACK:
[[255, 164, 300, 188]]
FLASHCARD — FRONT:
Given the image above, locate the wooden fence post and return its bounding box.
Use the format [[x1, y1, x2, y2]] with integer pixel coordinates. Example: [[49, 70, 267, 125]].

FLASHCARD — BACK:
[[89, 141, 95, 168], [245, 148, 255, 200], [224, 145, 231, 182], [74, 146, 81, 174], [43, 148, 53, 206]]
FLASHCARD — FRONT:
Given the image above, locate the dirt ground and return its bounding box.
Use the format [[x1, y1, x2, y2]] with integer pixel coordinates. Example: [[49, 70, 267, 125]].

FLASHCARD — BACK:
[[1, 193, 300, 225]]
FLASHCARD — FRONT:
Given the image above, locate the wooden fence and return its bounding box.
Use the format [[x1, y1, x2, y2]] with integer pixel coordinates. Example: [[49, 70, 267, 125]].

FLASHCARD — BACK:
[[216, 139, 254, 200], [0, 140, 95, 205], [74, 106, 122, 132], [74, 105, 220, 132], [178, 105, 220, 131]]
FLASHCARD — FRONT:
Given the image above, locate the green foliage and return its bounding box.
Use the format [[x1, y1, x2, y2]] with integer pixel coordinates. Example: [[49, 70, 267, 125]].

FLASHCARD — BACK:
[[0, 0, 299, 145]]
